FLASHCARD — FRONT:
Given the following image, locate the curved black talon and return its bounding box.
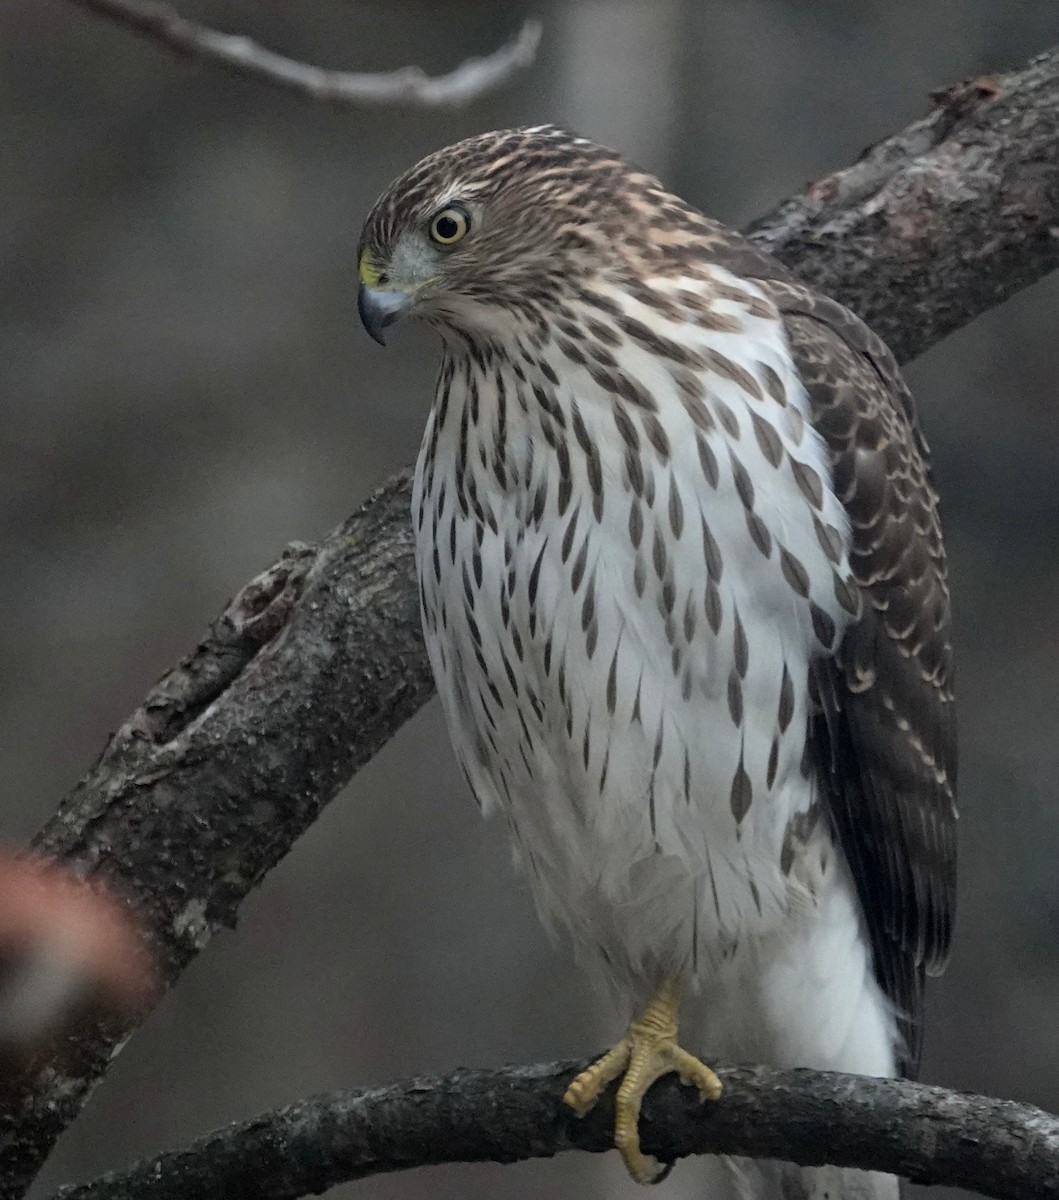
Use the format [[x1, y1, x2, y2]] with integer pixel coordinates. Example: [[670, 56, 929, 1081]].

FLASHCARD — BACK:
[[650, 1158, 676, 1184]]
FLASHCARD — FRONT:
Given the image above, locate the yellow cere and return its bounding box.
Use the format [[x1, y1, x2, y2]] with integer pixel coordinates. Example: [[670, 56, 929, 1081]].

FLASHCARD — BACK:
[[358, 249, 382, 288]]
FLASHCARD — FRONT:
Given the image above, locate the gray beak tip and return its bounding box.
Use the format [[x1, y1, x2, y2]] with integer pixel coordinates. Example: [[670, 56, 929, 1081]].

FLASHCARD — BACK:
[[358, 284, 409, 347]]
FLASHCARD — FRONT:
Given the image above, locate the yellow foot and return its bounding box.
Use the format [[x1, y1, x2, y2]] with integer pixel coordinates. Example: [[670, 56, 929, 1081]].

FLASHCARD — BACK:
[[563, 980, 722, 1184]]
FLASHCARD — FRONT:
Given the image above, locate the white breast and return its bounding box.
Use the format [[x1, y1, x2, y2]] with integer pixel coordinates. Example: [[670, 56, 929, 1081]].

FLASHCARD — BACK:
[[413, 266, 857, 1002]]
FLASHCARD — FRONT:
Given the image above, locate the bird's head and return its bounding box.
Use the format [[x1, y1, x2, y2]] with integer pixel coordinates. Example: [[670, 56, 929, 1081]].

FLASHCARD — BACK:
[[356, 126, 665, 345]]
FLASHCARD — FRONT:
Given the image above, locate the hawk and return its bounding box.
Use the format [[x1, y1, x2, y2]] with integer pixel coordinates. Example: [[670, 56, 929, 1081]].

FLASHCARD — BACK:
[[356, 127, 956, 1198]]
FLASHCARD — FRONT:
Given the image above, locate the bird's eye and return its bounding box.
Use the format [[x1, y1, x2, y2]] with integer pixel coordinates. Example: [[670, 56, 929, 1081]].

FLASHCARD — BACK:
[[429, 205, 471, 246]]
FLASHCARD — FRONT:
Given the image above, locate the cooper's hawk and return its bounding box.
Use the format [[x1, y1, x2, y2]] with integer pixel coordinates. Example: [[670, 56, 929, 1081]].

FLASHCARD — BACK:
[[356, 127, 956, 1198]]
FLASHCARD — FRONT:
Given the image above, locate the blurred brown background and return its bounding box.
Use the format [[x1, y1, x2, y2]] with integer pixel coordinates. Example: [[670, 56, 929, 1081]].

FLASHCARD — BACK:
[[2, 3, 1057, 1197]]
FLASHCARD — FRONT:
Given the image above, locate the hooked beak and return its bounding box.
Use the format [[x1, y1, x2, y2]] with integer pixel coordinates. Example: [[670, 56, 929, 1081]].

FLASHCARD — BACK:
[[357, 285, 411, 346]]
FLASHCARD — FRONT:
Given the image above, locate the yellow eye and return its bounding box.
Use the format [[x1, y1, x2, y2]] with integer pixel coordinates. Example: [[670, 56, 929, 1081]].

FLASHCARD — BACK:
[[429, 205, 470, 246]]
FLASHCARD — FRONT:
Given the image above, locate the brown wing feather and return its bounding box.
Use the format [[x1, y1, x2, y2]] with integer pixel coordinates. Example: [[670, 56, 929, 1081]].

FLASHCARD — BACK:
[[675, 223, 956, 1074], [758, 280, 958, 1077]]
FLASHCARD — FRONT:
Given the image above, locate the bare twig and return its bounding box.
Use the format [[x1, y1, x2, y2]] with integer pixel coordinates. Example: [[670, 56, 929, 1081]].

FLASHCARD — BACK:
[[68, 0, 542, 108], [3, 40, 1059, 1200], [48, 1062, 1059, 1200]]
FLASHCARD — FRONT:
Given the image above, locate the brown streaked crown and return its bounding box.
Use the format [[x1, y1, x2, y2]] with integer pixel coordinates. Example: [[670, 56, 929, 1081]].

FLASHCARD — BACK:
[[356, 126, 743, 325], [360, 126, 633, 250]]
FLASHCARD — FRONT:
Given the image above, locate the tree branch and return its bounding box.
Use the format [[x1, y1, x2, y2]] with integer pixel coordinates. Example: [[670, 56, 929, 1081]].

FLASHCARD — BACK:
[[4, 40, 1059, 1200], [746, 51, 1059, 362], [48, 1062, 1059, 1200], [0, 475, 431, 1199], [68, 0, 542, 108]]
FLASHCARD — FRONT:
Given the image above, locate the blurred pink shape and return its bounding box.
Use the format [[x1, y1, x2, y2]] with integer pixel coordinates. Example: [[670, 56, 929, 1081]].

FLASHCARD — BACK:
[[0, 851, 157, 1050]]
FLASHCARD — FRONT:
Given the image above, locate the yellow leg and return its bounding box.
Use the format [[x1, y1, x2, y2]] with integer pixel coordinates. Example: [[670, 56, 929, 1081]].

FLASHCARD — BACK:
[[563, 980, 722, 1184]]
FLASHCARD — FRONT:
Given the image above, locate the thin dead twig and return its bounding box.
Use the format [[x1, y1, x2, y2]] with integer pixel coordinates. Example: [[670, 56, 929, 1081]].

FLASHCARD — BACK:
[[69, 0, 542, 108]]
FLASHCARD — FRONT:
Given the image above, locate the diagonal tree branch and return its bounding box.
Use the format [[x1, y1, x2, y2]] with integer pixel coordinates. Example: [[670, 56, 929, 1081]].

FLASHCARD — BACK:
[[746, 51, 1059, 362], [68, 0, 542, 108], [3, 40, 1059, 1200], [48, 1062, 1059, 1200]]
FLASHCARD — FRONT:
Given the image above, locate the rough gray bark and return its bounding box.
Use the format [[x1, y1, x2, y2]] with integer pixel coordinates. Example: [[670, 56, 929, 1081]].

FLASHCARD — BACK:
[[2, 473, 430, 1198], [3, 40, 1059, 1200], [49, 1063, 1059, 1200], [747, 50, 1059, 362]]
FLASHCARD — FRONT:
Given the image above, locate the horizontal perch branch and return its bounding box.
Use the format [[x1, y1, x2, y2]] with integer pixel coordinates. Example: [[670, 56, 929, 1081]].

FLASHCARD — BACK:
[[51, 1061, 1059, 1200]]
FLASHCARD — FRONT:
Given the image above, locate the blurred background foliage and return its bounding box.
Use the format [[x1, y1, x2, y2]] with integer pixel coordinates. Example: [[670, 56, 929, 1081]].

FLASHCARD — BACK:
[[2, 3, 1057, 1197]]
